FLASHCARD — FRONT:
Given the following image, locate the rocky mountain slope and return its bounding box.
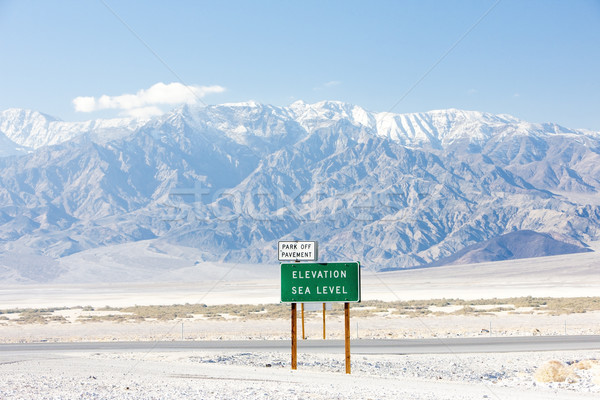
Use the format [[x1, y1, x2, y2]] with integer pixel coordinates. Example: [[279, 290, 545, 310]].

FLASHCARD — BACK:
[[0, 101, 599, 282], [423, 230, 592, 267]]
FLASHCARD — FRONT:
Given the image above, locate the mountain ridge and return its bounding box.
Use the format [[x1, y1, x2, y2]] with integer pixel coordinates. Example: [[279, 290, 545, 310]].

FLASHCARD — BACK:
[[4, 102, 596, 154], [0, 108, 146, 151], [0, 101, 599, 283]]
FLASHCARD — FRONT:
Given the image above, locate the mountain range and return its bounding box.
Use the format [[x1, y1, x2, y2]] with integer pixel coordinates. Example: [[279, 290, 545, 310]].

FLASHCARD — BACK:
[[1, 101, 599, 283]]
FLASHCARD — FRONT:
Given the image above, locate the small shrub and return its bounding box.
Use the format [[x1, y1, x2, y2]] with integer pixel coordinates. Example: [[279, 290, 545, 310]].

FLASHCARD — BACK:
[[49, 315, 68, 323], [534, 360, 579, 383], [572, 359, 599, 370]]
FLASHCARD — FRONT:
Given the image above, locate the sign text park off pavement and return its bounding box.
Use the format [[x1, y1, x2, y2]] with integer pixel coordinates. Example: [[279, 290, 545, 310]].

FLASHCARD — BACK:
[[280, 262, 361, 303], [278, 241, 318, 261]]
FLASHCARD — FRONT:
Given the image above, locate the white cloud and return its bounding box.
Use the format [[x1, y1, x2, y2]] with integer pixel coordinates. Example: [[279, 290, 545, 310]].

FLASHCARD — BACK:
[[125, 106, 165, 119], [313, 80, 342, 91], [73, 82, 226, 117], [72, 96, 97, 113]]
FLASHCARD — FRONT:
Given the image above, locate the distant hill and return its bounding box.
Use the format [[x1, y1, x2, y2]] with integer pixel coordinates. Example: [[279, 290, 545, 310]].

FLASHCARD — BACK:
[[424, 230, 593, 267]]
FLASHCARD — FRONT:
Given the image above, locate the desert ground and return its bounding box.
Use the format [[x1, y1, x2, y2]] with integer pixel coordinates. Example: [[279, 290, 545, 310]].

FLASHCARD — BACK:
[[1, 248, 599, 399]]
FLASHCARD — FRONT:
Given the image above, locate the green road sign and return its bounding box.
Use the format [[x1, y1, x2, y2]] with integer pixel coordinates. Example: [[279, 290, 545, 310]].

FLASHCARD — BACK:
[[280, 262, 361, 303]]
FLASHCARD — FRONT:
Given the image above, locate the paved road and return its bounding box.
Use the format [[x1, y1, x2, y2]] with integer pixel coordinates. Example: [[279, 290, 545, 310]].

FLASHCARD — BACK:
[[2, 335, 599, 354]]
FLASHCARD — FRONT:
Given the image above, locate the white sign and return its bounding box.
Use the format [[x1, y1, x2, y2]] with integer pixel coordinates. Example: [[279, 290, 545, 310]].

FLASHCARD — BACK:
[[278, 241, 318, 261]]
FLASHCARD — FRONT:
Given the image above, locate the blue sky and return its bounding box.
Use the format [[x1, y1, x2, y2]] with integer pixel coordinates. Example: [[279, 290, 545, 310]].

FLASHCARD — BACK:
[[1, 0, 599, 130]]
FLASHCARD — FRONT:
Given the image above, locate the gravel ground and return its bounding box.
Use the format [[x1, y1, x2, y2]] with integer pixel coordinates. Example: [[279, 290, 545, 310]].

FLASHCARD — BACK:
[[1, 349, 598, 399]]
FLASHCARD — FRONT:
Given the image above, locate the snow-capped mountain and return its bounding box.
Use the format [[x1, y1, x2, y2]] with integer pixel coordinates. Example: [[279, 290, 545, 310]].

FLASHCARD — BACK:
[[0, 101, 599, 283], [0, 108, 145, 151]]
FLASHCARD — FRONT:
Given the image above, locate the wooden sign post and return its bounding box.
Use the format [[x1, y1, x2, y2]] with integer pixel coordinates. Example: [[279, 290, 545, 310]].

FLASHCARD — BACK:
[[281, 261, 361, 374], [344, 302, 351, 374], [291, 302, 297, 370], [322, 303, 326, 339]]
